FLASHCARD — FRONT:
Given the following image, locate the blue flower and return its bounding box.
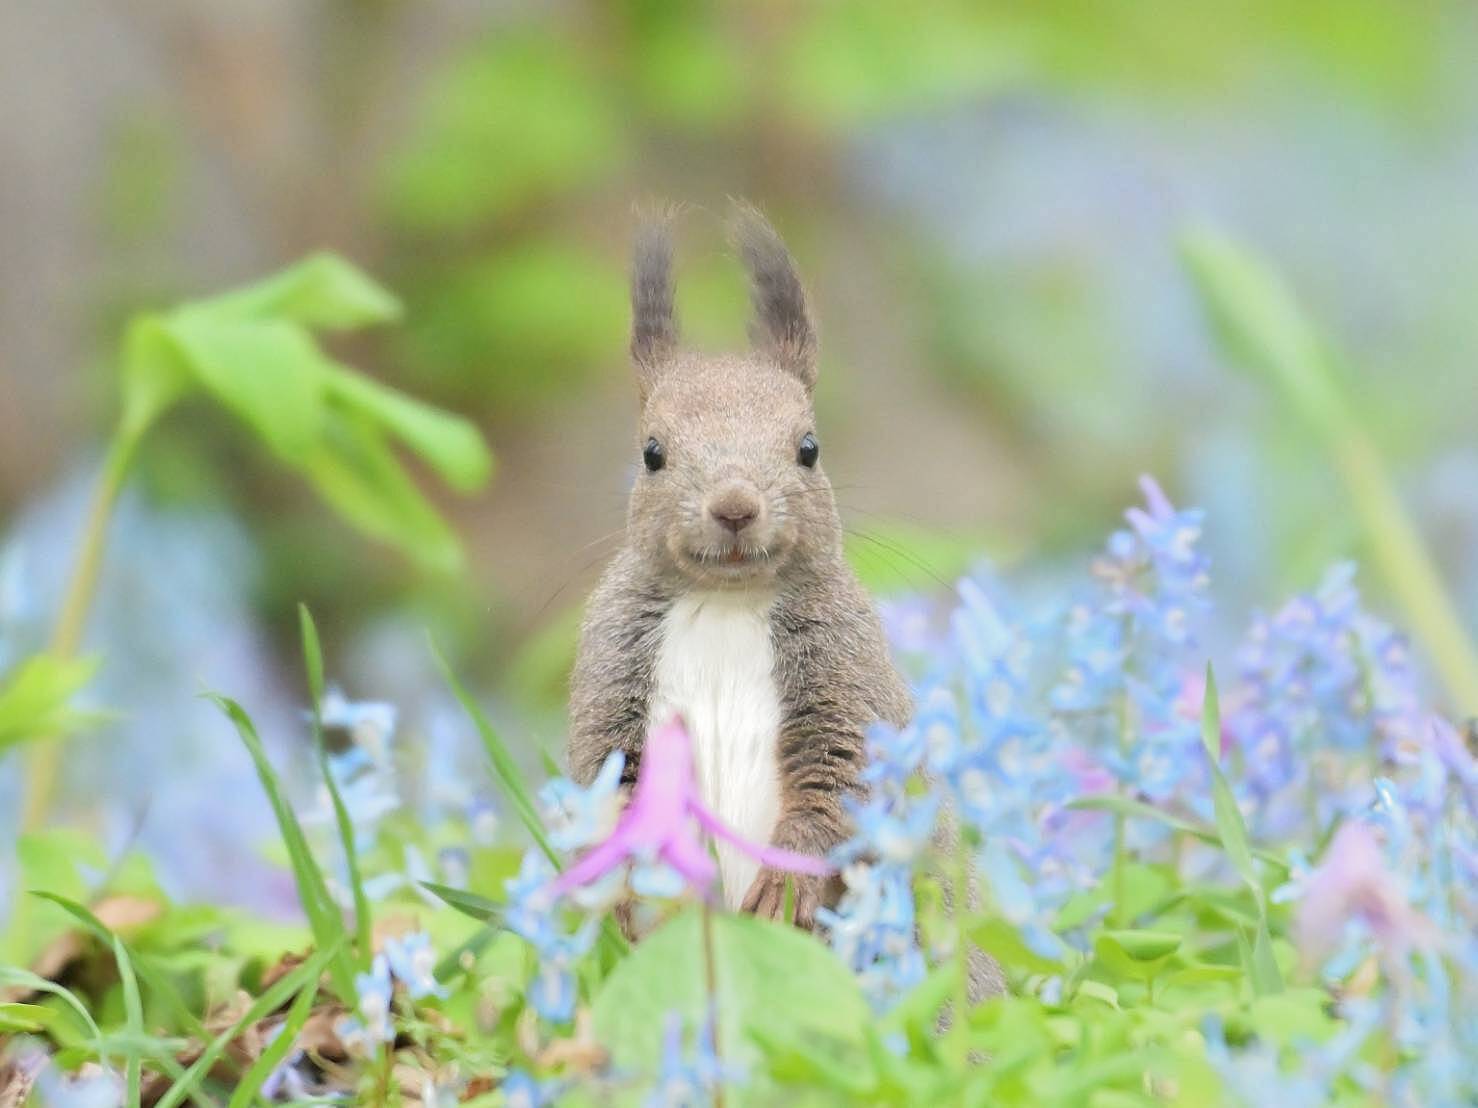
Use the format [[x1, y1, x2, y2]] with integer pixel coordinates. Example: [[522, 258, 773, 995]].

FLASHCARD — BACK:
[[383, 931, 448, 1000], [540, 750, 625, 852], [648, 1010, 744, 1107], [501, 1069, 564, 1108], [337, 954, 395, 1054]]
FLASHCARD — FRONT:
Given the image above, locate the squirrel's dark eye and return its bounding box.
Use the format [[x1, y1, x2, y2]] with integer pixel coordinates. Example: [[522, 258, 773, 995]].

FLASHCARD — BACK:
[[642, 437, 665, 472], [797, 432, 819, 468]]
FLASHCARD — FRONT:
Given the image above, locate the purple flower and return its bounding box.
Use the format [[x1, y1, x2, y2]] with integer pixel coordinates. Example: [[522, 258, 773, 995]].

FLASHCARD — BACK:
[[546, 716, 829, 903], [1295, 821, 1431, 968]]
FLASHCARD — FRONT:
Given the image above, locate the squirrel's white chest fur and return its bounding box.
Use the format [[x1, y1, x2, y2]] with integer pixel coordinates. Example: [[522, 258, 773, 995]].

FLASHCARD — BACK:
[[649, 589, 782, 909]]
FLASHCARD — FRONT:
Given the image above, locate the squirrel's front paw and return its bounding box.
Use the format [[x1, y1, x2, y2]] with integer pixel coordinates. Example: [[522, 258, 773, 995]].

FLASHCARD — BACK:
[[740, 868, 821, 929]]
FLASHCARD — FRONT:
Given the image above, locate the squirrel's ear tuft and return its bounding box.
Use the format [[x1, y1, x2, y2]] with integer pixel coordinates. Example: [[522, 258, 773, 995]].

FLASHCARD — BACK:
[[630, 206, 680, 395], [730, 200, 817, 390]]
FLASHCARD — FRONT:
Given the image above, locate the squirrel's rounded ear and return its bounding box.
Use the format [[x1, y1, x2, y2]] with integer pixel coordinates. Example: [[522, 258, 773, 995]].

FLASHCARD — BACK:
[[730, 200, 818, 391], [630, 209, 679, 399]]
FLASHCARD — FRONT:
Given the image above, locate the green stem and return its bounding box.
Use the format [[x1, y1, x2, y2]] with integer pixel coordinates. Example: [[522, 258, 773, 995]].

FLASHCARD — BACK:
[[701, 900, 725, 1108], [21, 426, 141, 831], [951, 830, 973, 1064], [1333, 431, 1478, 716]]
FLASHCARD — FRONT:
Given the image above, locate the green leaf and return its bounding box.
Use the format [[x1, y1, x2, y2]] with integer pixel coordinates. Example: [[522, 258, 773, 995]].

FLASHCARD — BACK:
[[1098, 930, 1182, 963], [431, 639, 557, 867], [301, 409, 463, 572], [0, 1002, 60, 1033], [301, 604, 371, 971], [1093, 930, 1181, 982], [592, 909, 869, 1079], [1066, 794, 1289, 871], [1180, 226, 1348, 438], [209, 693, 356, 1001], [187, 251, 401, 330], [113, 935, 144, 1108], [227, 962, 322, 1108], [0, 654, 101, 751], [970, 918, 1067, 976], [167, 318, 326, 462], [29, 892, 210, 1045], [323, 366, 493, 492], [1201, 668, 1262, 903], [0, 967, 108, 1065], [155, 940, 342, 1108], [421, 881, 503, 924]]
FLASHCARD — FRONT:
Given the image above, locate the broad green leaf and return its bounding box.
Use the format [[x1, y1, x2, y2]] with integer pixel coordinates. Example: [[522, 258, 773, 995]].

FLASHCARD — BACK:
[[1098, 930, 1182, 963], [0, 1002, 59, 1033], [167, 318, 326, 462], [301, 409, 463, 572], [120, 316, 193, 438], [187, 251, 401, 330], [0, 654, 100, 751], [1093, 931, 1181, 982], [593, 910, 869, 1084], [323, 365, 493, 491], [970, 918, 1067, 976]]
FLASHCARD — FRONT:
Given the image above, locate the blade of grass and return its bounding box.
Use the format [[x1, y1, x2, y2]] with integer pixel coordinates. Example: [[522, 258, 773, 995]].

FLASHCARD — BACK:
[[0, 967, 108, 1068], [1202, 666, 1282, 994], [226, 960, 322, 1108], [1065, 795, 1289, 871], [155, 939, 342, 1108], [299, 604, 372, 971], [421, 881, 503, 924], [1182, 227, 1478, 716], [429, 637, 557, 867], [30, 892, 210, 1047], [209, 693, 356, 1001], [113, 935, 143, 1108], [430, 637, 628, 958]]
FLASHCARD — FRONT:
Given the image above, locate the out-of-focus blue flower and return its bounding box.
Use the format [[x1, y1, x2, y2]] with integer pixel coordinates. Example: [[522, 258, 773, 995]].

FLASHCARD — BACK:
[[541, 750, 625, 852], [647, 1010, 744, 1108], [319, 686, 397, 766], [337, 954, 395, 1055], [384, 931, 448, 1000], [819, 860, 926, 1012], [30, 1062, 125, 1108], [501, 1069, 564, 1108], [504, 849, 599, 1023]]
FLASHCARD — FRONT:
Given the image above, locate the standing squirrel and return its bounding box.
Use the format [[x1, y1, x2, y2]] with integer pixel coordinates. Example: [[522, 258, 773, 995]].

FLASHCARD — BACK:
[[567, 204, 912, 928]]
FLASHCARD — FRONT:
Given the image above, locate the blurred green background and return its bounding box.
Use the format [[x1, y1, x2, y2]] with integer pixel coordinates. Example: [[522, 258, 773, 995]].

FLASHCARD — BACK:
[[3, 1, 1478, 898]]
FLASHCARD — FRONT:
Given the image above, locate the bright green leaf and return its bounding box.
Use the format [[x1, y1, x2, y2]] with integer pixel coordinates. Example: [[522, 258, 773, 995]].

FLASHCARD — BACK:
[[593, 910, 868, 1078]]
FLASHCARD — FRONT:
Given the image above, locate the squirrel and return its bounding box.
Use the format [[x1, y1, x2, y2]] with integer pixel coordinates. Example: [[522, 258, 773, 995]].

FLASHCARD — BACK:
[[567, 204, 912, 928]]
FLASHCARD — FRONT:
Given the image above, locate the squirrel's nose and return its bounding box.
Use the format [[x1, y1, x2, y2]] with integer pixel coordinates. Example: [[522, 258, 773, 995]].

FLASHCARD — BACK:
[[707, 485, 762, 535]]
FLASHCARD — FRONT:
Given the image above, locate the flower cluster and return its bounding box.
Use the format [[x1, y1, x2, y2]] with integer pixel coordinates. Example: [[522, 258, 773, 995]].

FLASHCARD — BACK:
[[336, 931, 449, 1054], [817, 719, 933, 1011]]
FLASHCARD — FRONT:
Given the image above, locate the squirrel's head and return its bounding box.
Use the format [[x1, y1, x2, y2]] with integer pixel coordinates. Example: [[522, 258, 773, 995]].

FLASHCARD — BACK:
[[623, 204, 839, 590]]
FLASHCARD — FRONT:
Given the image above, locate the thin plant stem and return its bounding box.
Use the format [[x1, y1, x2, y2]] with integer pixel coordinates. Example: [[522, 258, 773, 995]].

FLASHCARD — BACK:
[[21, 427, 141, 831], [952, 829, 973, 1064], [700, 900, 725, 1108]]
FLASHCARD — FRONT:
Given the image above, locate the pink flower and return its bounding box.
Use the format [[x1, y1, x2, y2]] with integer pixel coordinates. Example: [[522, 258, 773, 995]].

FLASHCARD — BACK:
[[547, 716, 830, 903], [1295, 820, 1431, 965]]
